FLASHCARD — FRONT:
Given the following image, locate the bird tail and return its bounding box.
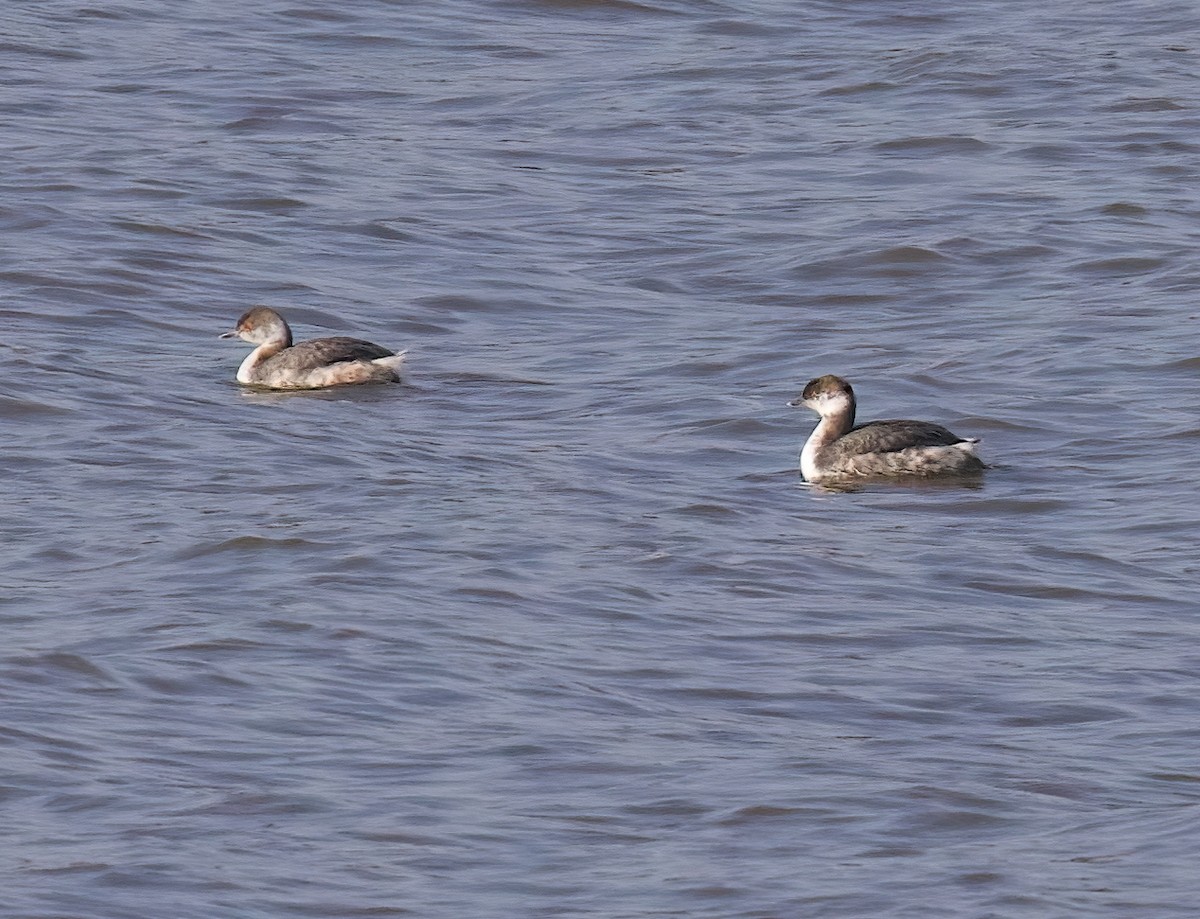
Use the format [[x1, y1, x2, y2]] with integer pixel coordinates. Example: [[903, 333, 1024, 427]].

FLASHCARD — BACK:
[[372, 351, 407, 372]]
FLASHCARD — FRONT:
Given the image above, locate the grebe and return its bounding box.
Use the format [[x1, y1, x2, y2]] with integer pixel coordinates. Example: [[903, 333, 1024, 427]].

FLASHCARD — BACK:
[[220, 307, 405, 389], [790, 374, 983, 483]]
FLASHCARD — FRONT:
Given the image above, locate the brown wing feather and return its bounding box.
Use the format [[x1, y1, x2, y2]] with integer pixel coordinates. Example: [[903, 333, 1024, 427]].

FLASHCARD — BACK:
[[264, 337, 395, 371], [838, 420, 969, 455]]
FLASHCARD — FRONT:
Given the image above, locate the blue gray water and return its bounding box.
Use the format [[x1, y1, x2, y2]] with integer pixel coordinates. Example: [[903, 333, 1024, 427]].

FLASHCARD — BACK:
[[3, 1, 1200, 916]]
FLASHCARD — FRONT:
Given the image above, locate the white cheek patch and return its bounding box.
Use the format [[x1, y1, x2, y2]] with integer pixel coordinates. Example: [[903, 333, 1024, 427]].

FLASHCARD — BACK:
[[812, 392, 849, 412]]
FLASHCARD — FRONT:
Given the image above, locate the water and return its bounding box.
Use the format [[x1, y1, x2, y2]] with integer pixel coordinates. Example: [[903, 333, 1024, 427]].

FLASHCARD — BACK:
[[3, 1, 1200, 916]]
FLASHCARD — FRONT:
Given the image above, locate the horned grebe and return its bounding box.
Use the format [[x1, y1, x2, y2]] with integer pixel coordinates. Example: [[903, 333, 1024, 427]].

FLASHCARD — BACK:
[[220, 307, 405, 389], [790, 375, 984, 483]]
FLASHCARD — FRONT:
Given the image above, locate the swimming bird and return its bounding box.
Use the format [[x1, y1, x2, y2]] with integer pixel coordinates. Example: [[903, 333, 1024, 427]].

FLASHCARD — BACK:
[[220, 306, 405, 389], [790, 374, 983, 483]]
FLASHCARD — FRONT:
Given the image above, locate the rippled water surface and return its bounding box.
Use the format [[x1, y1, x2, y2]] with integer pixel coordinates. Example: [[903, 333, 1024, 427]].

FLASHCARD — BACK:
[[4, 1, 1200, 916]]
